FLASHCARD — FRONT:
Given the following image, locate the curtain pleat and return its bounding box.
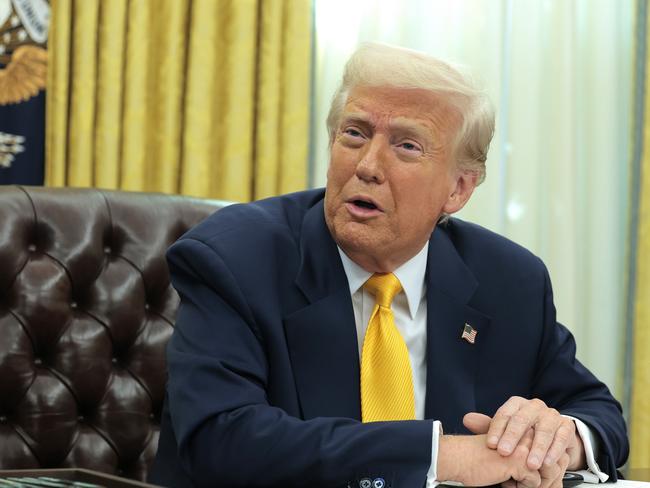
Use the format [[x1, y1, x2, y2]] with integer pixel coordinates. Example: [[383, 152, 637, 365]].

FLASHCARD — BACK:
[[150, 1, 188, 193], [67, 0, 99, 186], [217, 1, 258, 202], [45, 0, 71, 186], [95, 0, 127, 188], [255, 0, 283, 199], [120, 0, 151, 191], [630, 202, 650, 468], [630, 1, 650, 464], [181, 0, 222, 197], [255, 0, 311, 198], [46, 0, 311, 201], [276, 0, 311, 195]]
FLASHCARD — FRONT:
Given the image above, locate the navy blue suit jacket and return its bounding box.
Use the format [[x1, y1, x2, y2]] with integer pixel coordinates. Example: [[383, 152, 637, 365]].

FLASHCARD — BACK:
[[150, 189, 628, 487]]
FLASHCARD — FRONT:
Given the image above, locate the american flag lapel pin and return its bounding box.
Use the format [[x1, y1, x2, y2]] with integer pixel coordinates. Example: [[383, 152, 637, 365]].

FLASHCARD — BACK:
[[461, 323, 477, 344]]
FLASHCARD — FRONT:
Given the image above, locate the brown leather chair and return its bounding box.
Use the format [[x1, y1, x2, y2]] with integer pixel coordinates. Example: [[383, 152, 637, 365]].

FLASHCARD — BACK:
[[0, 186, 226, 481]]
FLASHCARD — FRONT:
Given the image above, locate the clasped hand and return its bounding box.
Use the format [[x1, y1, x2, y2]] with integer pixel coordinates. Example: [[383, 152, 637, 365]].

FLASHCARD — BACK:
[[439, 397, 586, 488]]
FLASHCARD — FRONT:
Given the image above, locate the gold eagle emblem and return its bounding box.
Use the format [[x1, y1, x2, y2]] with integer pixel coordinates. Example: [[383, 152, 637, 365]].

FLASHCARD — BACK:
[[0, 44, 47, 105], [0, 131, 26, 168], [0, 0, 50, 105]]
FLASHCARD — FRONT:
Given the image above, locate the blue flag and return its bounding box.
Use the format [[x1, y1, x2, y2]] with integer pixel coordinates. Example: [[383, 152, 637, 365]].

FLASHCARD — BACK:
[[0, 0, 50, 185]]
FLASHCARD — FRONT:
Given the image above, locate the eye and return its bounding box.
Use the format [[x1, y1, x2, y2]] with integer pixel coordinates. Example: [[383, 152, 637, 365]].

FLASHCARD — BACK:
[[338, 126, 367, 147], [400, 142, 418, 151], [396, 140, 423, 155], [343, 127, 364, 138]]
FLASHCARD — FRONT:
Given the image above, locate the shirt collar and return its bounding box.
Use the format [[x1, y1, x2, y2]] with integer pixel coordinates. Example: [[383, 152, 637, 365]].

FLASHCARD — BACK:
[[337, 243, 429, 320]]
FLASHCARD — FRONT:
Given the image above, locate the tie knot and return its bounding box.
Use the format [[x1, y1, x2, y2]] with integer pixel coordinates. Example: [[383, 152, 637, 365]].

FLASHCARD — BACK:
[[364, 273, 402, 308]]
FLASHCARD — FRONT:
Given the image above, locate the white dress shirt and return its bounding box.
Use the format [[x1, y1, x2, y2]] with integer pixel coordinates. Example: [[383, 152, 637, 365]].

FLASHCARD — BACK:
[[337, 243, 607, 485]]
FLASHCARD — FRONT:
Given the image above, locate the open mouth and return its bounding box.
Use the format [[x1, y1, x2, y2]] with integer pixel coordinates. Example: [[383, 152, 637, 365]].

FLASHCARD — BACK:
[[353, 199, 377, 210], [346, 196, 383, 217]]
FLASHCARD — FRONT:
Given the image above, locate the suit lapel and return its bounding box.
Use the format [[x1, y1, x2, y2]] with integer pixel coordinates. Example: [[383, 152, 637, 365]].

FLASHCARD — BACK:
[[284, 205, 492, 427], [424, 225, 491, 433], [284, 200, 361, 420]]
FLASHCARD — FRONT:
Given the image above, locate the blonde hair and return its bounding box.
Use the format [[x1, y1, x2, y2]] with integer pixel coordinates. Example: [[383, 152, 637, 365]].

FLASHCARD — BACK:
[[326, 42, 495, 184]]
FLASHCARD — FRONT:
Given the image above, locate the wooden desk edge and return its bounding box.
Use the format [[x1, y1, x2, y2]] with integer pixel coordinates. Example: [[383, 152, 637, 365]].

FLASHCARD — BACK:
[[0, 468, 162, 488]]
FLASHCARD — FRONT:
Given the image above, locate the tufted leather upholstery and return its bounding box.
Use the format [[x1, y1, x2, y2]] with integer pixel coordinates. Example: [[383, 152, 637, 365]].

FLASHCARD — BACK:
[[0, 186, 226, 481]]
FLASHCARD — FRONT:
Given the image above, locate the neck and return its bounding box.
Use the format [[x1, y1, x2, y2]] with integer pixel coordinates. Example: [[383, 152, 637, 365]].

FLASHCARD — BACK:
[[340, 248, 411, 274]]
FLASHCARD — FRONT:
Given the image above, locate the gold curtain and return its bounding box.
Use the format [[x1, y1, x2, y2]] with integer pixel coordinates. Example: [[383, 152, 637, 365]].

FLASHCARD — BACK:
[[630, 0, 650, 470], [46, 0, 311, 201]]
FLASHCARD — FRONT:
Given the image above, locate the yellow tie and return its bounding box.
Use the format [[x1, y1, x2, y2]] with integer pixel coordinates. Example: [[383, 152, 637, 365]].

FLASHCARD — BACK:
[[360, 273, 415, 422]]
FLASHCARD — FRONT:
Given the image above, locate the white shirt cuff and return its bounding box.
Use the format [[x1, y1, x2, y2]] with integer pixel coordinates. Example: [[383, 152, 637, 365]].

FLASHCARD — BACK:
[[426, 421, 464, 487], [425, 416, 607, 486], [426, 420, 443, 487], [563, 415, 608, 483]]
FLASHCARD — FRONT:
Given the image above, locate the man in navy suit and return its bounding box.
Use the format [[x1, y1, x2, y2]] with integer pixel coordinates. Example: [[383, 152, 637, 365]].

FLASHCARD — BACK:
[[150, 43, 628, 487]]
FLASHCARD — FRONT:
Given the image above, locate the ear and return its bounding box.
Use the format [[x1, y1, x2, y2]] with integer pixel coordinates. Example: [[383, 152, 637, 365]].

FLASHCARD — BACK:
[[442, 170, 478, 214]]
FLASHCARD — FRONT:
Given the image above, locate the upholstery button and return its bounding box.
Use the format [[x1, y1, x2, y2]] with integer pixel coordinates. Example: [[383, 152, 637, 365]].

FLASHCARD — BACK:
[[27, 244, 36, 252], [34, 358, 42, 366]]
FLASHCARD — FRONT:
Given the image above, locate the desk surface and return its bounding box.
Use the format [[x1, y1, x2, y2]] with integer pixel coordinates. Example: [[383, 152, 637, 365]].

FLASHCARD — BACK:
[[0, 469, 159, 488], [2, 468, 648, 487], [602, 481, 650, 488]]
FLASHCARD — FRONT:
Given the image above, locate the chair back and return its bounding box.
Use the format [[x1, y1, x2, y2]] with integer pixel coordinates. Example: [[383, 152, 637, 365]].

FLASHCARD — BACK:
[[0, 186, 226, 481]]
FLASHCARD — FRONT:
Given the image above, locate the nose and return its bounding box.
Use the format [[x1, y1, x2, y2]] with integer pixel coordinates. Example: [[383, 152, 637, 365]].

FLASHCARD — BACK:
[[355, 137, 386, 184]]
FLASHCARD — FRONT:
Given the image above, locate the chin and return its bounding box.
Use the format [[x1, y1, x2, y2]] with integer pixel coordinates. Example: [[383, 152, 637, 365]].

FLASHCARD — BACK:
[[335, 225, 387, 254]]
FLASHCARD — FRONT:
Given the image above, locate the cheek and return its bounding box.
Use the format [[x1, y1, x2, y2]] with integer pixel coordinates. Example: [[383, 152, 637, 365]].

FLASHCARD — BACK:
[[328, 150, 356, 185], [394, 175, 445, 215], [325, 161, 334, 182]]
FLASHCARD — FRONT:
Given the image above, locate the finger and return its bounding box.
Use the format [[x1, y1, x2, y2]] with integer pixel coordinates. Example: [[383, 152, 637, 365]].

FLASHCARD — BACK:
[[550, 471, 563, 488], [550, 453, 571, 488], [498, 399, 547, 455], [512, 429, 541, 488], [487, 396, 526, 449], [513, 444, 542, 488], [558, 452, 570, 475], [463, 412, 492, 435], [543, 419, 575, 467], [502, 479, 517, 488], [526, 409, 561, 469], [520, 428, 535, 449], [566, 427, 586, 470], [538, 456, 561, 488], [515, 469, 541, 488], [552, 475, 563, 488]]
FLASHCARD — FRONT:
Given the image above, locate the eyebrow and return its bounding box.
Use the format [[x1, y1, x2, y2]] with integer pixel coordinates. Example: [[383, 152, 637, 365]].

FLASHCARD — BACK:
[[340, 113, 431, 139], [339, 112, 372, 127], [389, 117, 431, 140]]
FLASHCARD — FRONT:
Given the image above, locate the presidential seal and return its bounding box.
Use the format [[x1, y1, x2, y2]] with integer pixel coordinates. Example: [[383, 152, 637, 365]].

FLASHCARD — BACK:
[[0, 0, 50, 105], [0, 131, 25, 168]]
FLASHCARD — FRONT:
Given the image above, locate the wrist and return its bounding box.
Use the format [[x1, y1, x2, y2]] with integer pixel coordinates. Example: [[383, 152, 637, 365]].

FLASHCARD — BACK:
[[568, 434, 587, 470], [437, 434, 538, 487], [437, 435, 463, 482]]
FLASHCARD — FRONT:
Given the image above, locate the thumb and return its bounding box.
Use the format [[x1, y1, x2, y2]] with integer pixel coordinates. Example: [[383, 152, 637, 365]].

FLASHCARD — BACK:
[[463, 412, 493, 434]]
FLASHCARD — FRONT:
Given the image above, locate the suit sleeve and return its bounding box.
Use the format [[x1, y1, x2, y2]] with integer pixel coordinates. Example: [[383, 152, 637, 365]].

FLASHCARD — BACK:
[[164, 237, 433, 488], [530, 260, 629, 480]]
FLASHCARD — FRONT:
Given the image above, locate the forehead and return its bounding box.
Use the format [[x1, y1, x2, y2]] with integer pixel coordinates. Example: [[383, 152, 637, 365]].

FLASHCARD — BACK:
[[341, 85, 462, 134]]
